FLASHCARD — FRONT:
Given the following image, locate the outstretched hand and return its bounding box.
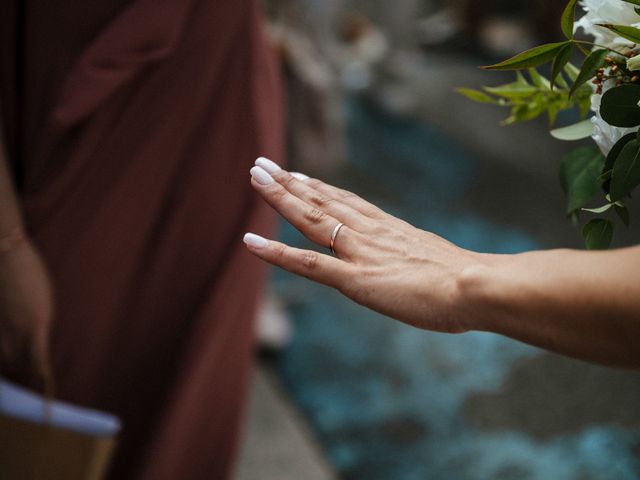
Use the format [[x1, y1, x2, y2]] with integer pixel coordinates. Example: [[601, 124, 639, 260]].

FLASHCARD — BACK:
[[243, 157, 485, 334]]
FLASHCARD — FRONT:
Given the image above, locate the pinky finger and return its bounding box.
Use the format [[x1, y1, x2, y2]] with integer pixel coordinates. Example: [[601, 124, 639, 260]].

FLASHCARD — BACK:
[[243, 233, 350, 289]]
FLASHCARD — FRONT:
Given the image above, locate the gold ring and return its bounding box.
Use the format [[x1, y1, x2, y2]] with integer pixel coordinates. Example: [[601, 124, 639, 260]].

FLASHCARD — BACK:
[[330, 222, 345, 255]]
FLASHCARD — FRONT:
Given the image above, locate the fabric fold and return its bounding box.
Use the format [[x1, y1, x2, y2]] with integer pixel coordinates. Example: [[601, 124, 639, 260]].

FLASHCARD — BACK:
[[52, 0, 194, 127]]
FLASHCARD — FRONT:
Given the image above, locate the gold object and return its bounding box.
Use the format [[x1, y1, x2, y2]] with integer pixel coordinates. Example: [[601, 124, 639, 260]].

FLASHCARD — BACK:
[[329, 222, 345, 255]]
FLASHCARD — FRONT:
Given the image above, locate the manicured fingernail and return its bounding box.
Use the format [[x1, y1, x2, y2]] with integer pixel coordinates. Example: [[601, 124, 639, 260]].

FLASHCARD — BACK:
[[290, 172, 310, 181], [255, 157, 282, 174], [243, 232, 269, 248], [250, 166, 274, 185]]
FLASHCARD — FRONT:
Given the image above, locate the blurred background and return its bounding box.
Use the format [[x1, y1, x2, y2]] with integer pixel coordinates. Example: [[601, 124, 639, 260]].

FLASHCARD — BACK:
[[237, 1, 640, 479]]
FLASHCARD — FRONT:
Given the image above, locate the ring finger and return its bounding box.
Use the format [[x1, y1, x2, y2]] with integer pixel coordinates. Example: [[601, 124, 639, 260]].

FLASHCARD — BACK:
[[250, 165, 359, 258]]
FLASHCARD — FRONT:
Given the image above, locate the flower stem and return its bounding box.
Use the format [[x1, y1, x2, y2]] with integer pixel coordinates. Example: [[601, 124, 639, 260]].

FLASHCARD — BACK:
[[571, 39, 628, 57]]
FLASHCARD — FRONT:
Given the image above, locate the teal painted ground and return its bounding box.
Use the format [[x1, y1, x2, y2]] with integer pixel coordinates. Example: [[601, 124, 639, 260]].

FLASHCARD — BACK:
[[272, 96, 640, 480]]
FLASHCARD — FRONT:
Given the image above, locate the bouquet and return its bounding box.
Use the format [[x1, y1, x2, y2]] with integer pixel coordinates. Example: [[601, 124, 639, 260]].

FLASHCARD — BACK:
[[460, 0, 640, 249]]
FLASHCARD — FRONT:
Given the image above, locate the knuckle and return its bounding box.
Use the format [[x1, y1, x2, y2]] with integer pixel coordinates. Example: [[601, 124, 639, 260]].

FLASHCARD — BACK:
[[271, 185, 288, 202], [273, 243, 287, 259], [304, 207, 326, 224], [306, 179, 323, 189], [339, 189, 358, 200], [301, 251, 319, 270], [309, 194, 334, 208], [281, 174, 297, 189]]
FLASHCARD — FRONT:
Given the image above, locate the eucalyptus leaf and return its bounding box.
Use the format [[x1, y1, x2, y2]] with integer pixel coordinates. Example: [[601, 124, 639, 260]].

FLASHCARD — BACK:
[[561, 0, 579, 39], [610, 138, 640, 200], [582, 219, 614, 249], [570, 49, 608, 97], [600, 85, 640, 127], [559, 147, 606, 214], [551, 43, 573, 89], [596, 24, 640, 44], [622, 0, 640, 6], [550, 119, 594, 140], [482, 41, 572, 71]]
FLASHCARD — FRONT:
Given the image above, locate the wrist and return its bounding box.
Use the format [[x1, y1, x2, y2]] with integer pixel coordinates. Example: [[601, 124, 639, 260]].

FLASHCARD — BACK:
[[0, 227, 27, 254], [455, 253, 510, 333]]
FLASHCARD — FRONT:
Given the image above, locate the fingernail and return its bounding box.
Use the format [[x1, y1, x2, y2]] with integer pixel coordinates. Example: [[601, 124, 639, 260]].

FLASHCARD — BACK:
[[290, 172, 310, 181], [243, 232, 268, 248], [250, 166, 274, 185], [255, 157, 282, 174]]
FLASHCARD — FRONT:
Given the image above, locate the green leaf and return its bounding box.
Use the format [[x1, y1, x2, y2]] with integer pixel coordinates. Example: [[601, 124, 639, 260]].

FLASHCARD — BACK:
[[550, 119, 593, 140], [599, 169, 612, 184], [483, 71, 537, 99], [579, 97, 592, 117], [610, 138, 640, 200], [504, 96, 546, 123], [582, 219, 614, 249], [457, 88, 497, 103], [600, 85, 640, 127], [551, 43, 573, 89], [561, 0, 579, 39], [559, 146, 606, 214], [570, 49, 608, 97], [528, 68, 551, 90], [615, 204, 631, 227], [548, 102, 562, 126], [482, 41, 572, 71], [602, 132, 636, 192], [483, 84, 537, 99], [596, 24, 640, 44], [555, 72, 570, 89], [515, 71, 531, 86]]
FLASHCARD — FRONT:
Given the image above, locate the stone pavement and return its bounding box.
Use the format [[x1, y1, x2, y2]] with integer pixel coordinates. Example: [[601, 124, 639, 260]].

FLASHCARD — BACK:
[[234, 363, 336, 480]]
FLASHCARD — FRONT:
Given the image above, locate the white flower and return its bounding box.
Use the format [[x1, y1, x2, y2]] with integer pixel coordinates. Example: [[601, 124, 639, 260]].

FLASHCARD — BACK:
[[575, 0, 640, 49], [591, 115, 634, 155], [575, 0, 640, 157]]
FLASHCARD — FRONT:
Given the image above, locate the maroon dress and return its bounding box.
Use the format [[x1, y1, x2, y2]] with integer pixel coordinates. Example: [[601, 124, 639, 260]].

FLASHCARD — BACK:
[[0, 1, 283, 478]]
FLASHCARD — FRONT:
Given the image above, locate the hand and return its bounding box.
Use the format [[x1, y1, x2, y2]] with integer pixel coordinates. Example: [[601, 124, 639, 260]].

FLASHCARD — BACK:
[[0, 236, 53, 387], [243, 158, 485, 333]]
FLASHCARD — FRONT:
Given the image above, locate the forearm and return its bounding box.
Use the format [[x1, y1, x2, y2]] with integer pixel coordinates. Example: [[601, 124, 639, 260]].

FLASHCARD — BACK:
[[460, 247, 640, 369]]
